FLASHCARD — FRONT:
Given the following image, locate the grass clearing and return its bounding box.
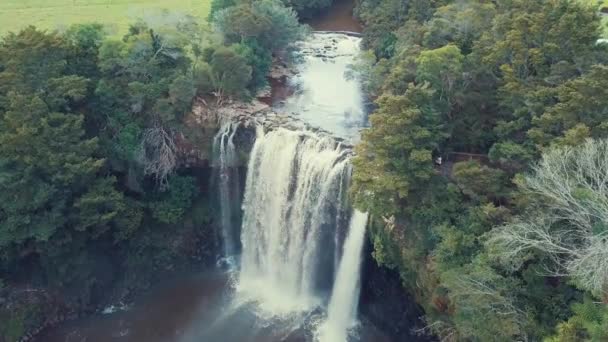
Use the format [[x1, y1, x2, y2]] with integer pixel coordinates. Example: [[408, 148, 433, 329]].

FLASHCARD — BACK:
[[0, 0, 211, 36]]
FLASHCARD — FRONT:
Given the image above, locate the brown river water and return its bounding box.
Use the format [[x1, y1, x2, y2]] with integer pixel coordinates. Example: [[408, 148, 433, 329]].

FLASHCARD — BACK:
[[38, 271, 390, 342], [304, 0, 362, 33]]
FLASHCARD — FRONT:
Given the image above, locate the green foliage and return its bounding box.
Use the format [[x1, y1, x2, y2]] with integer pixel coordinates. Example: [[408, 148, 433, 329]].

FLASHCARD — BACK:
[[209, 0, 240, 21], [452, 161, 508, 202], [442, 260, 528, 341], [0, 308, 26, 342], [352, 84, 446, 214], [169, 75, 197, 119], [423, 2, 495, 52], [0, 27, 70, 109], [149, 175, 199, 224], [530, 65, 608, 148], [0, 15, 239, 314], [235, 39, 273, 90], [209, 0, 307, 95], [207, 45, 252, 100], [0, 93, 103, 246], [355, 0, 408, 57], [547, 297, 608, 342], [416, 44, 463, 105], [64, 23, 106, 78], [354, 0, 608, 339], [213, 0, 307, 53]]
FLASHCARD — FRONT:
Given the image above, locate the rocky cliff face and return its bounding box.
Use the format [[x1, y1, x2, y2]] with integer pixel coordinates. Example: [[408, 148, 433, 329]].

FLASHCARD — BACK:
[[360, 240, 434, 342]]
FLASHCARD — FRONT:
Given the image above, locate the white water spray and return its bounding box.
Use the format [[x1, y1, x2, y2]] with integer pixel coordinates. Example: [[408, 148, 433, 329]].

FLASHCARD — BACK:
[[237, 127, 351, 314], [213, 122, 241, 258], [318, 210, 369, 342]]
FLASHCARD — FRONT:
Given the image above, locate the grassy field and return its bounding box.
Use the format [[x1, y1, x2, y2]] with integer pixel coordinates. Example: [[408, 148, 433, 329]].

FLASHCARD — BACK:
[[0, 0, 211, 36], [0, 0, 605, 38]]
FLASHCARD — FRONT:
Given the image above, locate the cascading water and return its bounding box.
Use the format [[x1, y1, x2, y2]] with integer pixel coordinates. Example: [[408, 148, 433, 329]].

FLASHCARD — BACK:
[[232, 32, 370, 340], [212, 122, 242, 260], [237, 126, 352, 314], [317, 210, 369, 342]]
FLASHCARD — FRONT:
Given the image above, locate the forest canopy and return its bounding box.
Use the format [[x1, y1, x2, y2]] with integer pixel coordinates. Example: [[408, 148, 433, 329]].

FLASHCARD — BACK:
[[351, 0, 608, 340]]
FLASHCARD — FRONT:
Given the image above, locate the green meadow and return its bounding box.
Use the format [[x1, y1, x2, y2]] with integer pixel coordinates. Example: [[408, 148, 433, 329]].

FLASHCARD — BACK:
[[0, 0, 211, 35]]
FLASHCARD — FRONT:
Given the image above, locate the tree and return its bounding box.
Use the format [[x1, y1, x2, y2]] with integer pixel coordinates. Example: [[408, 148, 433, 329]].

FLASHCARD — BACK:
[[352, 84, 447, 214], [208, 0, 240, 21], [0, 92, 112, 246], [546, 297, 608, 342], [213, 0, 306, 52], [416, 44, 464, 110], [73, 177, 140, 239], [64, 23, 106, 78], [423, 2, 496, 52], [208, 46, 252, 102], [169, 75, 196, 119], [353, 0, 608, 340], [452, 161, 508, 202], [137, 126, 177, 189], [234, 38, 273, 91], [0, 27, 69, 110], [213, 3, 272, 43], [355, 0, 409, 57], [0, 27, 146, 280], [252, 0, 307, 51], [441, 260, 529, 341], [490, 139, 608, 297], [529, 65, 608, 148]]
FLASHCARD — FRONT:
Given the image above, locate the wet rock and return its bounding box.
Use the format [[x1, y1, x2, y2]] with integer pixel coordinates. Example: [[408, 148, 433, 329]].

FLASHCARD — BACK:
[[360, 239, 435, 342]]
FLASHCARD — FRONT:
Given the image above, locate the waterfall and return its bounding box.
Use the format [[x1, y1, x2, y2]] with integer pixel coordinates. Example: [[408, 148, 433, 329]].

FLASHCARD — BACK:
[[225, 31, 369, 339], [237, 126, 352, 314], [317, 210, 369, 342], [212, 122, 241, 259]]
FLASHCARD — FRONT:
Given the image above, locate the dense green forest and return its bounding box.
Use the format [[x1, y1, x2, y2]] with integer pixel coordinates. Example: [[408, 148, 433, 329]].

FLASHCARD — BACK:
[[351, 0, 608, 340], [0, 1, 306, 339], [2, 0, 608, 341]]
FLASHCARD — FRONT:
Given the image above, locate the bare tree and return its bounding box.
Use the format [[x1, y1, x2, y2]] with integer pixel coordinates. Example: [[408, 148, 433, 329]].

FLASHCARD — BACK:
[[137, 126, 177, 190], [490, 139, 608, 297]]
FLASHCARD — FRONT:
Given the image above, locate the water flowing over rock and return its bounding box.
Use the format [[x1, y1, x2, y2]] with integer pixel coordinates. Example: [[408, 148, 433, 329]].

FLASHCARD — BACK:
[[223, 31, 374, 341], [318, 210, 369, 342], [212, 122, 242, 259], [279, 32, 368, 141], [237, 126, 352, 315]]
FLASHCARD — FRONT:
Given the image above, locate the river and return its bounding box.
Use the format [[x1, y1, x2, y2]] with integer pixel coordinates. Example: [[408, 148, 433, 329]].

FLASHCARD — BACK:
[[36, 2, 403, 342]]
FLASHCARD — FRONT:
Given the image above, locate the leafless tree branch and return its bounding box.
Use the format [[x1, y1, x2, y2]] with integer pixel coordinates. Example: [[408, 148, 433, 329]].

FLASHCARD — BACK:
[[490, 139, 608, 295], [137, 126, 177, 190]]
